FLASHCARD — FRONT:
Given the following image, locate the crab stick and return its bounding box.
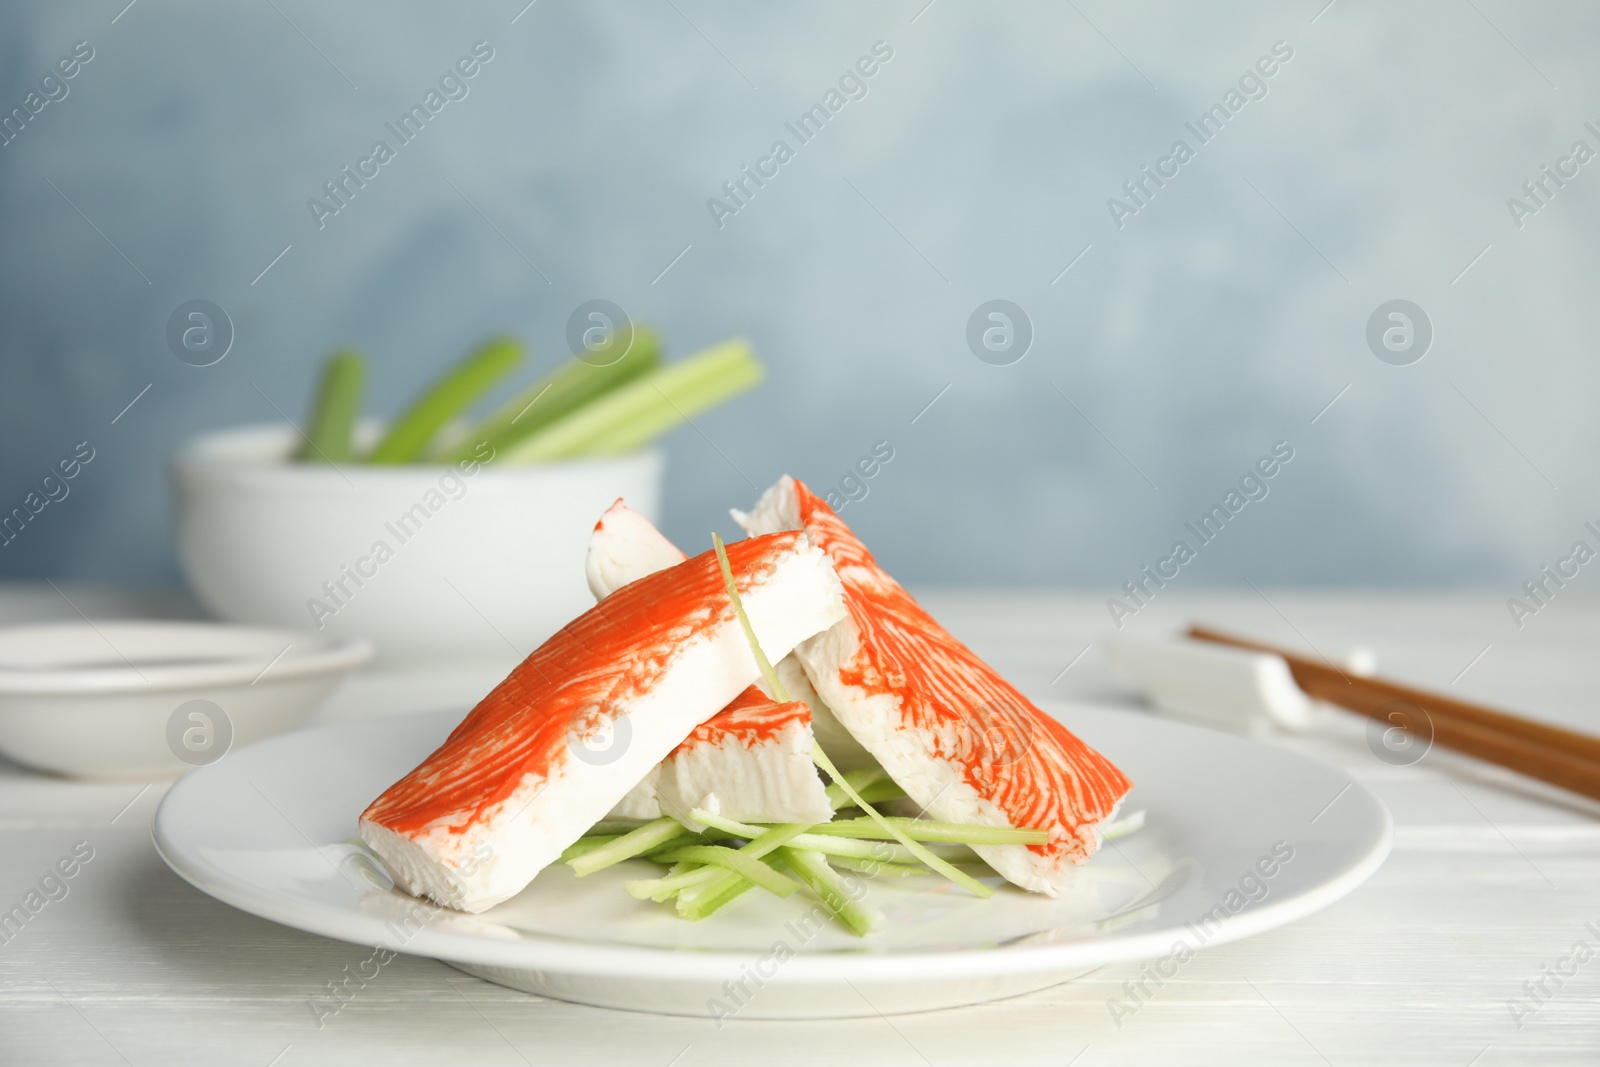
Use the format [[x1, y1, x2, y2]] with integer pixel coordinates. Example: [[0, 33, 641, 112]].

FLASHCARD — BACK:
[[735, 477, 1133, 895], [359, 530, 845, 912], [588, 501, 836, 825]]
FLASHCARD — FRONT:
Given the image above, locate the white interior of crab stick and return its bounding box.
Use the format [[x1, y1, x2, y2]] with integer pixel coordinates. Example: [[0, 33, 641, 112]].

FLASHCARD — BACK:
[[587, 500, 835, 824]]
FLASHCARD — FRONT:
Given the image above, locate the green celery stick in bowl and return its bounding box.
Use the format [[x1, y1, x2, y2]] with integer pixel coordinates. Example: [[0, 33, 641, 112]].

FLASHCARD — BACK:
[[366, 337, 524, 464], [299, 350, 367, 462], [292, 328, 756, 466], [440, 327, 660, 462], [500, 338, 762, 463]]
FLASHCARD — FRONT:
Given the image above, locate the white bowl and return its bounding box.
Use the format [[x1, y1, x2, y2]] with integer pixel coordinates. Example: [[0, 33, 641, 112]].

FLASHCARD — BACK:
[[0, 621, 371, 779], [170, 425, 663, 659]]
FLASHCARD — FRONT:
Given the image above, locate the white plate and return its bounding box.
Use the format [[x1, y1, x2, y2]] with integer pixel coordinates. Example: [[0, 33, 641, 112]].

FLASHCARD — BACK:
[[0, 621, 371, 778], [153, 702, 1391, 1019]]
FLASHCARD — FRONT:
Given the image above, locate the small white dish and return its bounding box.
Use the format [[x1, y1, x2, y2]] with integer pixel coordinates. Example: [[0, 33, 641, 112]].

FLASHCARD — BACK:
[[154, 701, 1392, 1018], [170, 423, 664, 660], [0, 621, 371, 779]]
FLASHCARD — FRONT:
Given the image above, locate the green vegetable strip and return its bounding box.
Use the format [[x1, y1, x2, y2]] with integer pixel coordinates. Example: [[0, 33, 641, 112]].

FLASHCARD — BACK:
[[572, 339, 760, 456], [566, 817, 684, 877], [627, 822, 810, 903], [684, 811, 784, 841], [676, 870, 756, 921], [502, 339, 761, 462], [672, 868, 731, 906], [559, 835, 622, 863], [687, 809, 969, 865], [652, 870, 723, 908], [640, 833, 707, 858], [652, 846, 796, 898], [367, 337, 524, 463], [655, 861, 694, 885], [779, 848, 880, 937], [580, 819, 653, 838], [300, 350, 366, 462], [678, 843, 812, 920], [733, 822, 812, 860], [809, 743, 994, 899], [826, 767, 886, 808], [813, 838, 925, 864], [626, 865, 719, 902], [788, 834, 959, 866], [669, 821, 812, 917], [711, 532, 790, 701], [806, 817, 1048, 846], [849, 779, 909, 807], [831, 857, 926, 879], [825, 767, 900, 811], [442, 328, 660, 461]]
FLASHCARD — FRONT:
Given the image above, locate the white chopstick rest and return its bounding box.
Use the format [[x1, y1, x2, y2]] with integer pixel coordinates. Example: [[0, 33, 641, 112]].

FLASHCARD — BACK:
[[1104, 633, 1314, 735]]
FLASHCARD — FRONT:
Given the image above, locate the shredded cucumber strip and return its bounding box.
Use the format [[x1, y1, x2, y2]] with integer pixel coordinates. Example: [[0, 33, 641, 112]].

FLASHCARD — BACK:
[[565, 817, 684, 877], [671, 821, 815, 919], [676, 870, 758, 920], [711, 533, 790, 700], [626, 863, 719, 902], [689, 809, 809, 840], [825, 767, 902, 811], [559, 835, 622, 863], [843, 778, 908, 808], [651, 846, 796, 898], [721, 821, 811, 861], [626, 821, 809, 904], [679, 843, 819, 920], [688, 809, 973, 866], [801, 838, 939, 866], [579, 819, 653, 838], [640, 832, 706, 856], [830, 856, 927, 879], [806, 817, 1048, 846], [779, 848, 880, 937], [808, 744, 994, 899]]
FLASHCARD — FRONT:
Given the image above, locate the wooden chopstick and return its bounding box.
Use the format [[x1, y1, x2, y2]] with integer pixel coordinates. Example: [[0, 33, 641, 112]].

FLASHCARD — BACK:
[[1188, 624, 1600, 803]]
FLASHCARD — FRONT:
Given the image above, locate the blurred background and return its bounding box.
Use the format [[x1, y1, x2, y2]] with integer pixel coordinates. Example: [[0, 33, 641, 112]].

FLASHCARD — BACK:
[[1, 0, 1595, 596]]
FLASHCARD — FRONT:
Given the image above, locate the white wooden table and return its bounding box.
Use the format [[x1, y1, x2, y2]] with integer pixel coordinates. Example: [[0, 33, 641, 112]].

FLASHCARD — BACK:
[[2, 585, 1597, 1065]]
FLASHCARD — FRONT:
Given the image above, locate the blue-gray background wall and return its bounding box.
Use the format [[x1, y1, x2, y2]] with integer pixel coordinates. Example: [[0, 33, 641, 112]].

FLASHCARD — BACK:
[[1, 1, 1595, 592]]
